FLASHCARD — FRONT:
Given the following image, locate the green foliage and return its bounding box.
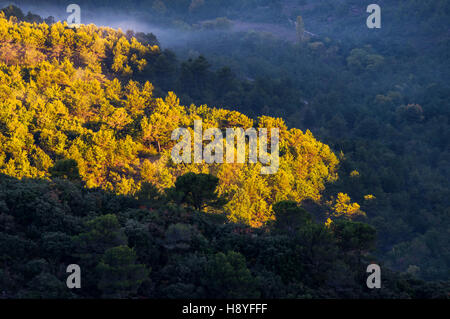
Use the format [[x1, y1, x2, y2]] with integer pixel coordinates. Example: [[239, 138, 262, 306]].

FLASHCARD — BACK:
[[0, 174, 447, 298], [97, 246, 150, 298], [171, 172, 225, 211], [0, 1, 448, 295], [50, 159, 81, 181], [74, 214, 128, 257], [203, 251, 260, 298], [17, 273, 73, 299], [330, 219, 376, 266], [272, 200, 312, 234]]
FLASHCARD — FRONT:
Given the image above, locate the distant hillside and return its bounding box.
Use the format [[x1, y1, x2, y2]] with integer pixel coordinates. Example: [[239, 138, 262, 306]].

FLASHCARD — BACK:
[[2, 10, 449, 299]]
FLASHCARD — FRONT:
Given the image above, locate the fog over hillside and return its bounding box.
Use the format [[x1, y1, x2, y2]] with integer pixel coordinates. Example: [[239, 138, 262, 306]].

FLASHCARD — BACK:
[[0, 1, 189, 46], [0, 1, 331, 48]]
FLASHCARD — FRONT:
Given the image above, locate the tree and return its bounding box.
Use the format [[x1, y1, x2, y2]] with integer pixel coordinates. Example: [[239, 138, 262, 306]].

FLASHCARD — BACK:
[[136, 182, 161, 204], [332, 193, 365, 219], [202, 251, 260, 298], [296, 223, 338, 285], [97, 245, 149, 298], [49, 159, 81, 181], [18, 273, 73, 299], [141, 92, 185, 152], [296, 16, 305, 42], [172, 172, 226, 211], [332, 220, 376, 252], [331, 220, 376, 265], [73, 214, 127, 258], [1, 5, 24, 21], [272, 200, 312, 234]]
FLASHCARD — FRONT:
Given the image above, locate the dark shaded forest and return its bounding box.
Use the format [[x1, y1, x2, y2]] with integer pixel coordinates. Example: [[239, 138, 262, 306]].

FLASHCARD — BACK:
[[1, 172, 448, 298]]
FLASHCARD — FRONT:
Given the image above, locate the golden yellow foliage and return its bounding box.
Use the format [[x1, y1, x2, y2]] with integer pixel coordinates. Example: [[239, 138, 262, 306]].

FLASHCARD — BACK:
[[0, 16, 343, 227], [331, 193, 365, 219], [364, 194, 376, 200], [350, 170, 360, 177]]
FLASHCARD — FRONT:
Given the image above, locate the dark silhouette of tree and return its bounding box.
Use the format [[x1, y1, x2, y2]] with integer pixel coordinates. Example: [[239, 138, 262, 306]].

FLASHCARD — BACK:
[[97, 246, 149, 298], [172, 172, 226, 211], [50, 159, 81, 181], [272, 200, 312, 234]]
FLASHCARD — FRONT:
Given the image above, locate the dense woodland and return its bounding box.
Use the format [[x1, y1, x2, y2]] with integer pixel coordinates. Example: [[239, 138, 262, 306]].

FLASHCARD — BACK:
[[3, 172, 448, 298], [0, 1, 449, 298]]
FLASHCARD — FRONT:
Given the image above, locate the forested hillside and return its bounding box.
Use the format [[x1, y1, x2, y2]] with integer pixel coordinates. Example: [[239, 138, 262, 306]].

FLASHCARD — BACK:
[[0, 12, 368, 228], [41, 0, 446, 281], [3, 172, 449, 298], [0, 1, 448, 299], [0, 11, 433, 299], [164, 1, 450, 281]]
